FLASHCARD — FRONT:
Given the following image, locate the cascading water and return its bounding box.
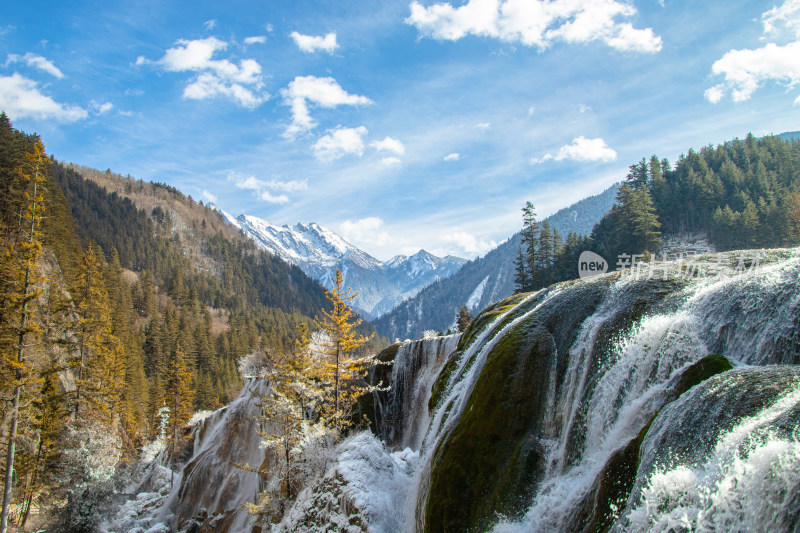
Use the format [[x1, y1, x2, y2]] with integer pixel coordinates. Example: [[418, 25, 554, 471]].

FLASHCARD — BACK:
[[338, 248, 800, 533], [137, 248, 800, 533], [615, 366, 800, 532], [162, 378, 270, 532], [374, 335, 461, 451]]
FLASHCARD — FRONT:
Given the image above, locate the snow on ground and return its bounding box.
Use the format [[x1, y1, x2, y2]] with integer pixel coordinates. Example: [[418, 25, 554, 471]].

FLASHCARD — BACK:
[[336, 432, 418, 533], [658, 233, 716, 258], [101, 464, 174, 533]]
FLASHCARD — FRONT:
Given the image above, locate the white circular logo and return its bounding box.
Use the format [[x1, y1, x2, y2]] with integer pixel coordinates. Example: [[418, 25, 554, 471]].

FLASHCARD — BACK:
[[578, 251, 608, 279]]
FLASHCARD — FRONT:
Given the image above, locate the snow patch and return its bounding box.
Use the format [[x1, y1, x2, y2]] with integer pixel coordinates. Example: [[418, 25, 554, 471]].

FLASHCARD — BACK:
[[466, 275, 489, 310]]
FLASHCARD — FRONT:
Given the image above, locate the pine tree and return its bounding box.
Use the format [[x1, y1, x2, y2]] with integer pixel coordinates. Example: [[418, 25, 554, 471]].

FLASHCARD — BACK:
[[314, 270, 374, 432], [456, 306, 473, 333], [513, 247, 530, 293], [788, 192, 800, 243], [17, 369, 65, 528], [0, 141, 48, 533], [512, 201, 544, 291], [70, 244, 125, 425], [166, 343, 194, 484]]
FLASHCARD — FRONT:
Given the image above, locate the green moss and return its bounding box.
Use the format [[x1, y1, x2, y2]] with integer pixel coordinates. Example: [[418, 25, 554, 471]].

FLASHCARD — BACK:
[[587, 415, 657, 532], [424, 318, 551, 532], [579, 354, 733, 532], [675, 354, 733, 396]]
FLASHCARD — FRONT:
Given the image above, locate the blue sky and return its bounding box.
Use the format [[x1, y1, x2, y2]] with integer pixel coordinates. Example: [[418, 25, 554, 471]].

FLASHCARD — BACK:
[[2, 0, 799, 260]]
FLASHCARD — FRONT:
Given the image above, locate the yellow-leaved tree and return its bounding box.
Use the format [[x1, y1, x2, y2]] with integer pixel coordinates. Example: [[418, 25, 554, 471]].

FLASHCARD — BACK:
[[0, 140, 48, 533], [314, 269, 374, 432], [71, 243, 126, 426], [166, 343, 194, 486]]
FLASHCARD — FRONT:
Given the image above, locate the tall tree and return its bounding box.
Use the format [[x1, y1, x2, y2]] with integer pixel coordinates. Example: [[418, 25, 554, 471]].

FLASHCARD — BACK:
[[0, 140, 47, 533], [166, 344, 194, 485], [70, 244, 125, 425], [314, 269, 373, 432], [517, 201, 539, 291], [456, 306, 473, 333]]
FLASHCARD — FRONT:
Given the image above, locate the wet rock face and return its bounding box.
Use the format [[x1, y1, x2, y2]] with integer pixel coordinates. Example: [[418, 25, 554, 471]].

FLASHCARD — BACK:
[[420, 251, 800, 533], [616, 366, 800, 532], [368, 336, 460, 451], [174, 379, 269, 533], [422, 276, 686, 532]]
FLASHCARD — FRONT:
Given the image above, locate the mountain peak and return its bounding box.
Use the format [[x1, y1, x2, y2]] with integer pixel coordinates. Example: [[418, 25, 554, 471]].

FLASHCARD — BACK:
[[221, 213, 466, 318]]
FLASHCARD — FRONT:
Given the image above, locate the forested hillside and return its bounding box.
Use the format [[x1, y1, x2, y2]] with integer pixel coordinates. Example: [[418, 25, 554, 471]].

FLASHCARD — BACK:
[[0, 114, 383, 531], [511, 133, 800, 296], [373, 183, 620, 340], [590, 133, 800, 263]]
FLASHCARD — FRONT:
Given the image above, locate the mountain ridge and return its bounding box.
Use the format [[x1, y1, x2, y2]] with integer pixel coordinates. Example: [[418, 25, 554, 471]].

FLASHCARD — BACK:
[[373, 182, 621, 339], [212, 207, 467, 319]]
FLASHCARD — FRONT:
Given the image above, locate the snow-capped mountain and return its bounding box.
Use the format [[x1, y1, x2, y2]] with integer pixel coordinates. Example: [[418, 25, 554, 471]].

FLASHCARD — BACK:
[[212, 208, 466, 319], [373, 182, 621, 339]]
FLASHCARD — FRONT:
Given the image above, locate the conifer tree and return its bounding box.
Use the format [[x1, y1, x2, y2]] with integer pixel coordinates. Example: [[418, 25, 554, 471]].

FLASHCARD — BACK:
[[1, 141, 47, 533], [520, 202, 539, 288], [456, 306, 473, 333], [166, 344, 194, 483], [71, 244, 125, 425], [314, 270, 373, 432], [513, 247, 530, 293]]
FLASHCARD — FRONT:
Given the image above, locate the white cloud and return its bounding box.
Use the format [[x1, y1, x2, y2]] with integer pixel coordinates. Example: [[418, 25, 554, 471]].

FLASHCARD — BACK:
[[90, 100, 113, 114], [706, 41, 800, 103], [707, 2, 800, 104], [578, 103, 591, 113], [137, 37, 268, 108], [371, 136, 406, 155], [0, 73, 87, 121], [381, 156, 402, 168], [527, 105, 536, 116], [227, 172, 305, 202], [406, 0, 662, 53], [244, 35, 267, 46], [339, 217, 390, 247], [204, 19, 217, 31], [6, 53, 64, 78], [534, 136, 617, 163], [443, 230, 497, 255], [312, 126, 368, 162], [280, 75, 372, 138], [704, 85, 724, 104], [476, 122, 491, 129], [264, 178, 309, 192], [290, 31, 339, 53], [229, 173, 265, 190], [201, 189, 218, 203], [260, 191, 290, 204], [444, 152, 461, 161], [762, 0, 800, 37]]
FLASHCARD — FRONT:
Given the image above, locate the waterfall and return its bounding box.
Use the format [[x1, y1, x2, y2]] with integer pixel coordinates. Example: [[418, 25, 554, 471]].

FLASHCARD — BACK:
[[146, 248, 800, 533], [617, 366, 800, 531], [376, 335, 461, 451], [352, 248, 797, 532], [161, 378, 269, 532], [487, 250, 800, 532]]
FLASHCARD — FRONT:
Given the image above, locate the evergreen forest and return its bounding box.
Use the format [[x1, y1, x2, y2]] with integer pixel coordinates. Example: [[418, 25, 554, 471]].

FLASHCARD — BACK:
[[514, 134, 800, 292]]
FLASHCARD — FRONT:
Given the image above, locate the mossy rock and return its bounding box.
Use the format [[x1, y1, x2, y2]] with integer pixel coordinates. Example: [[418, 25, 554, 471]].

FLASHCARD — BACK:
[[565, 353, 733, 532], [674, 353, 733, 397], [424, 319, 553, 532]]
